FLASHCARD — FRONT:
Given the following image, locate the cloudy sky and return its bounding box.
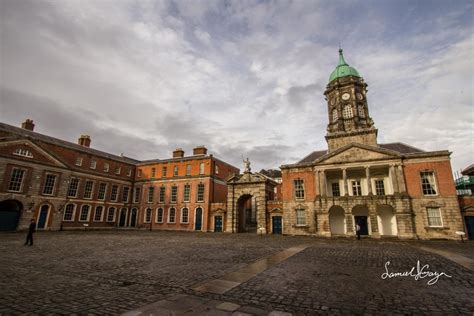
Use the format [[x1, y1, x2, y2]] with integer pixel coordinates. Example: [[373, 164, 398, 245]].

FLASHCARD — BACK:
[[1, 0, 472, 173]]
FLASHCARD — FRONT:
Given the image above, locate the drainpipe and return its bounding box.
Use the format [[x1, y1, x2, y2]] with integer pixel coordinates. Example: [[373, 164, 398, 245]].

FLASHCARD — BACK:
[[232, 182, 235, 233]]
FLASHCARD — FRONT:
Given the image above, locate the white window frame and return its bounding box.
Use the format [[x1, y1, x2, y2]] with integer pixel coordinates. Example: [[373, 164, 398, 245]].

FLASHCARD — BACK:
[[76, 157, 83, 166], [296, 209, 306, 226], [331, 181, 340, 197], [159, 186, 166, 203], [151, 168, 156, 178], [426, 207, 443, 227], [197, 183, 205, 202], [171, 186, 178, 203], [137, 169, 142, 177], [186, 164, 191, 176], [42, 173, 57, 196], [90, 160, 97, 170], [8, 168, 26, 193], [122, 186, 130, 202], [79, 205, 91, 222], [97, 183, 107, 201], [83, 180, 95, 199], [374, 179, 385, 196], [115, 167, 122, 175], [104, 163, 109, 172], [67, 178, 80, 198], [147, 187, 154, 203], [110, 185, 119, 202], [133, 187, 141, 203], [420, 171, 438, 196], [173, 166, 179, 176], [294, 179, 305, 200], [106, 207, 116, 222], [13, 148, 33, 158], [183, 184, 190, 202], [62, 203, 76, 221], [168, 207, 176, 223], [93, 206, 104, 222], [181, 207, 189, 223], [199, 163, 205, 175], [156, 208, 164, 223], [351, 180, 362, 196], [144, 208, 152, 223]]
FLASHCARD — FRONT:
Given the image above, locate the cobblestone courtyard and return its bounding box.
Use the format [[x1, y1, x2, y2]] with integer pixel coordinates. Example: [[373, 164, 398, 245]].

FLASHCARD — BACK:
[[0, 231, 473, 315]]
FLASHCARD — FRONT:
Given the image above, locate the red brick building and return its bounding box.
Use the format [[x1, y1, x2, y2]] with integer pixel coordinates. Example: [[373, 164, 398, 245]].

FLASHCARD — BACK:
[[0, 120, 238, 232]]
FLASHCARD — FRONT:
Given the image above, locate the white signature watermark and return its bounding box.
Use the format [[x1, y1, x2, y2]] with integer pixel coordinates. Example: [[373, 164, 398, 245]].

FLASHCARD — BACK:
[[381, 260, 452, 285]]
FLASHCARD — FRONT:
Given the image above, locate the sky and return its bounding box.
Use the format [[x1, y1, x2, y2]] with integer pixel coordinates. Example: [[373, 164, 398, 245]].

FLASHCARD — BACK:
[[0, 0, 473, 174]]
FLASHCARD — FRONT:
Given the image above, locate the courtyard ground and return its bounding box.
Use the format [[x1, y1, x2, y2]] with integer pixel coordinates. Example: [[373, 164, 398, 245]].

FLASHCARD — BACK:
[[0, 231, 473, 315]]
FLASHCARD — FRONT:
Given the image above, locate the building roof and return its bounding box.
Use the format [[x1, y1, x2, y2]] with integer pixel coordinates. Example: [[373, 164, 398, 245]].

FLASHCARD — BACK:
[[259, 169, 282, 179], [462, 164, 474, 176], [297, 142, 424, 164], [329, 49, 361, 83], [0, 122, 139, 164]]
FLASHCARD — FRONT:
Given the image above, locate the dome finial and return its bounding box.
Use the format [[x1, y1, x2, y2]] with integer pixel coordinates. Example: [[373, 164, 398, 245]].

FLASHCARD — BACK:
[[338, 47, 347, 66]]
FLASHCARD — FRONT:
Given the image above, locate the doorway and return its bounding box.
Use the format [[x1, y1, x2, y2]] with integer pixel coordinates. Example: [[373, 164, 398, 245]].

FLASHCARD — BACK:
[[37, 205, 50, 229], [130, 208, 138, 227], [237, 195, 257, 233], [195, 207, 202, 231], [272, 216, 282, 234], [465, 216, 474, 240], [214, 215, 222, 232], [119, 208, 127, 227], [354, 216, 369, 235]]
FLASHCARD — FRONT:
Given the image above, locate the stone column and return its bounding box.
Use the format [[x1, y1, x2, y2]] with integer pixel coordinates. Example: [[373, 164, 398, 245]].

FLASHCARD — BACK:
[[346, 214, 354, 234], [397, 164, 407, 193], [321, 170, 327, 196], [365, 166, 372, 195], [256, 192, 267, 234], [389, 164, 399, 194], [342, 168, 348, 196]]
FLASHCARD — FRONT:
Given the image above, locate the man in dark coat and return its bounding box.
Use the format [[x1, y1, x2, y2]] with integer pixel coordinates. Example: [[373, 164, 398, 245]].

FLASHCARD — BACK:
[[24, 219, 36, 246]]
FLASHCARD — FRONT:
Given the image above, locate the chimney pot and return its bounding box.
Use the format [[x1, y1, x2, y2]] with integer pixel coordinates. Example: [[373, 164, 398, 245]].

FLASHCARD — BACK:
[[21, 119, 35, 131], [193, 146, 207, 156], [78, 135, 91, 147], [173, 148, 185, 158]]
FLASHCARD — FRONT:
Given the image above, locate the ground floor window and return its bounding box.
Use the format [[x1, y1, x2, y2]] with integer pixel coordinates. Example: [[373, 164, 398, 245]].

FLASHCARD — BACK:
[[427, 207, 443, 227], [63, 204, 76, 221], [181, 208, 189, 223], [79, 205, 90, 222], [168, 208, 176, 223], [296, 209, 306, 226], [156, 208, 164, 223], [106, 207, 116, 222], [93, 206, 103, 222], [144, 208, 152, 223]]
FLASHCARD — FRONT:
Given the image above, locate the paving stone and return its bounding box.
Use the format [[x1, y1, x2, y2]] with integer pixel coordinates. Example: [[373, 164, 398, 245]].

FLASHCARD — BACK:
[[216, 302, 240, 312]]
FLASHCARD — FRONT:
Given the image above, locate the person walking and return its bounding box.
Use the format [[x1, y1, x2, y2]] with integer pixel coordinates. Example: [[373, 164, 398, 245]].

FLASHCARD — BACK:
[[24, 219, 36, 246], [355, 223, 361, 240]]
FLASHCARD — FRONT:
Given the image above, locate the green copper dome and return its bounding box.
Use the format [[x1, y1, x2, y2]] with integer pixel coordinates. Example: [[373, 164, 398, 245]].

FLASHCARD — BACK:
[[329, 49, 361, 82]]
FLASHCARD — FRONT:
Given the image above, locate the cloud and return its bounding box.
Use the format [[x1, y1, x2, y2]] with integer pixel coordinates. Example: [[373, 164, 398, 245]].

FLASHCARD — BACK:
[[0, 0, 472, 173]]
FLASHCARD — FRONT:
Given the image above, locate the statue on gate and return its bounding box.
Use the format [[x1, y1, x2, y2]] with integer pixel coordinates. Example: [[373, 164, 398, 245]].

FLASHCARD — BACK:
[[242, 156, 251, 173]]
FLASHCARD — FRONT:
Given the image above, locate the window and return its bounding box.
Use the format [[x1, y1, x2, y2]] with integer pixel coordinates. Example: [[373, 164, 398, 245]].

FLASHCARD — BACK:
[[76, 157, 83, 166], [352, 180, 362, 196], [181, 208, 189, 223], [183, 184, 190, 202], [168, 208, 176, 223], [421, 172, 437, 195], [42, 174, 57, 195], [171, 186, 178, 203], [79, 205, 90, 222], [197, 183, 205, 202], [151, 168, 156, 178], [144, 208, 152, 223], [94, 206, 104, 222], [8, 168, 25, 192], [343, 104, 353, 119], [110, 185, 119, 202], [199, 163, 205, 175], [104, 163, 109, 172], [186, 164, 191, 175], [134, 187, 141, 203], [115, 167, 121, 175], [215, 165, 219, 174], [427, 207, 443, 227], [332, 108, 338, 122], [122, 186, 130, 202], [358, 105, 365, 118], [13, 148, 33, 158], [331, 182, 340, 197], [375, 179, 385, 196], [137, 169, 142, 177], [156, 208, 164, 223], [294, 179, 305, 200], [147, 187, 154, 203], [83, 180, 94, 199], [106, 207, 116, 222], [127, 169, 132, 177], [63, 204, 76, 221], [162, 166, 167, 177], [90, 160, 97, 170], [67, 178, 80, 197], [173, 166, 179, 176], [296, 209, 306, 226], [159, 187, 165, 203], [97, 183, 107, 200]]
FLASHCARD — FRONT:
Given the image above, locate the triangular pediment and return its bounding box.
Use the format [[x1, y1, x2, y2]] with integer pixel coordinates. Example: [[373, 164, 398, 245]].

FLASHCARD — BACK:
[[316, 143, 400, 164], [227, 172, 274, 184], [0, 139, 67, 167]]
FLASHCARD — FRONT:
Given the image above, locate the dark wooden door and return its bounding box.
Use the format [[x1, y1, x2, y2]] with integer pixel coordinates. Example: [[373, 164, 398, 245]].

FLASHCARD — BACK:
[[272, 216, 282, 234], [214, 215, 222, 232], [195, 208, 202, 231], [355, 216, 368, 235], [37, 205, 49, 229]]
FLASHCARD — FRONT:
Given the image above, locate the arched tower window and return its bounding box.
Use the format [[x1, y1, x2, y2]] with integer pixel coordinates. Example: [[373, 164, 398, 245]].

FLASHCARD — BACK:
[[343, 105, 353, 119]]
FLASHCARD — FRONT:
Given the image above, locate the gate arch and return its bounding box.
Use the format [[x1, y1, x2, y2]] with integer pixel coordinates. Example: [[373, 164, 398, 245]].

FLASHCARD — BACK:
[[329, 205, 346, 235], [0, 200, 23, 231]]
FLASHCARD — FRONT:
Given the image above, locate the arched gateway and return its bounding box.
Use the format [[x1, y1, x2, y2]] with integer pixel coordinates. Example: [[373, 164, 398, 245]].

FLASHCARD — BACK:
[[0, 200, 23, 231], [226, 171, 278, 234]]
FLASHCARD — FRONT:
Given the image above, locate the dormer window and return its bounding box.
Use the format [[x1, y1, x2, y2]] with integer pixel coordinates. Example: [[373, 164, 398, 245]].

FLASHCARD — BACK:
[[13, 148, 33, 158]]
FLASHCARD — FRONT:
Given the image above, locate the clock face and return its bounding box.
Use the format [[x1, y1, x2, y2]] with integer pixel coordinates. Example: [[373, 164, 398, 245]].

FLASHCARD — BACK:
[[342, 93, 350, 101], [357, 93, 364, 100]]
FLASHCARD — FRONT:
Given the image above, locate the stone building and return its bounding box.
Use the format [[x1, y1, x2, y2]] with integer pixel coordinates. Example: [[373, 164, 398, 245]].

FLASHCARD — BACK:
[[0, 49, 465, 239], [279, 49, 464, 239]]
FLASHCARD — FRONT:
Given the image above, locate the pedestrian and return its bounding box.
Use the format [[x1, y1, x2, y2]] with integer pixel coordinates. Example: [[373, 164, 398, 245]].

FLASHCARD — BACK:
[[24, 219, 36, 246], [355, 223, 361, 240]]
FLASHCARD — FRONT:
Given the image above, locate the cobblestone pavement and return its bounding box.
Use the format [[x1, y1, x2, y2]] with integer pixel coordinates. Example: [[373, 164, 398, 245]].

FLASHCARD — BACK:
[[0, 231, 473, 315]]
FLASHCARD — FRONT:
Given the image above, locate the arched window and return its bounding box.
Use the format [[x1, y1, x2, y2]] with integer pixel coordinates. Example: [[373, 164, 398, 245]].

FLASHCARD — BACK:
[[93, 206, 104, 222], [106, 207, 116, 222], [168, 208, 176, 223], [63, 204, 76, 221], [358, 105, 365, 117], [343, 104, 353, 119], [332, 108, 338, 122], [79, 205, 90, 222], [181, 208, 189, 223], [156, 208, 164, 223], [144, 208, 152, 223]]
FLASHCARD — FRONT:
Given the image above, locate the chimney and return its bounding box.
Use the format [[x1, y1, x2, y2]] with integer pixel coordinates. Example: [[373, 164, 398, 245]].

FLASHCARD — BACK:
[[193, 145, 207, 156], [21, 119, 35, 131], [173, 148, 184, 158], [78, 135, 91, 147]]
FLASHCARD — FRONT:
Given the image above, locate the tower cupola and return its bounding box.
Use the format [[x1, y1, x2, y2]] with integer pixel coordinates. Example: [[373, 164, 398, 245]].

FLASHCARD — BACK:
[[329, 49, 361, 83]]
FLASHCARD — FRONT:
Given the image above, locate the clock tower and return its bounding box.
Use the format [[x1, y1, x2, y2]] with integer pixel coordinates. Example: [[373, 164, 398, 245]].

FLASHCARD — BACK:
[[324, 49, 378, 152]]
